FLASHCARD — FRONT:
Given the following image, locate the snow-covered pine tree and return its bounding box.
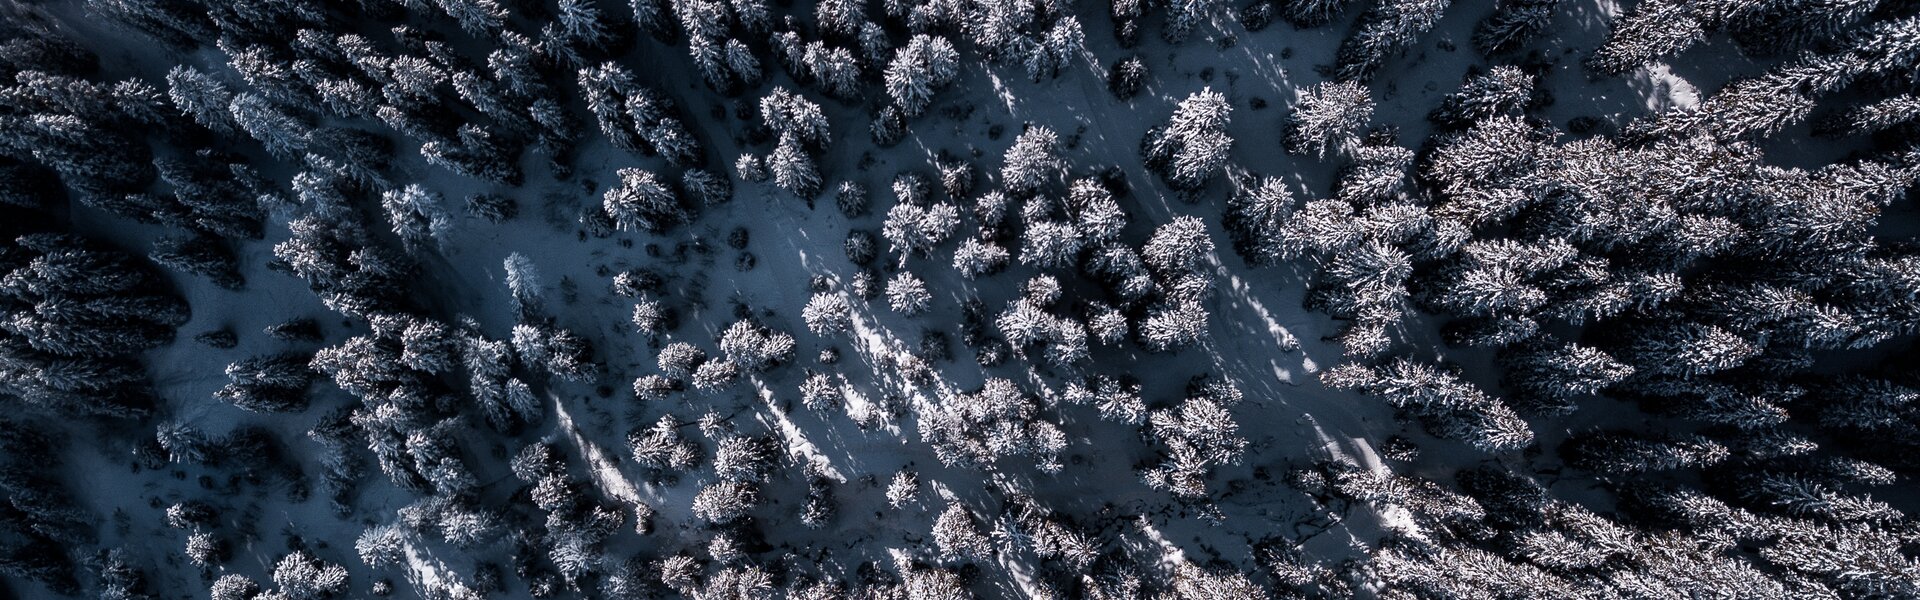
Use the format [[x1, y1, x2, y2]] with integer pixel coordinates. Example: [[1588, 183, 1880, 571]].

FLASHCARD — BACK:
[[1163, 0, 1217, 44], [604, 168, 685, 232], [215, 353, 316, 413], [954, 238, 1012, 279], [803, 292, 853, 334], [1143, 88, 1233, 190], [1284, 80, 1373, 158], [1281, 0, 1355, 27], [1323, 358, 1534, 452], [1474, 0, 1560, 55], [150, 234, 243, 289], [1001, 125, 1063, 197], [886, 271, 932, 315], [1333, 0, 1452, 81], [883, 34, 959, 117], [1430, 66, 1534, 128], [228, 93, 309, 159], [932, 504, 993, 560], [1108, 55, 1147, 100], [1584, 0, 1702, 75], [1562, 430, 1729, 475], [380, 184, 453, 252], [165, 66, 236, 134], [881, 201, 960, 257], [1224, 177, 1295, 267], [760, 87, 831, 150], [768, 135, 824, 200]]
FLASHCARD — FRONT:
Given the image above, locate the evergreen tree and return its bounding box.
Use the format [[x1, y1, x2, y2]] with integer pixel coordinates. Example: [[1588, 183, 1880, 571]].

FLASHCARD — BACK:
[[1498, 341, 1632, 414], [884, 34, 959, 117], [886, 271, 932, 315], [1474, 0, 1559, 55], [380, 184, 454, 252], [228, 93, 309, 159], [216, 353, 316, 412], [1284, 81, 1373, 158], [692, 480, 759, 523], [1324, 359, 1534, 452], [1281, 0, 1354, 27], [165, 66, 235, 134], [1029, 16, 1086, 81], [769, 135, 823, 199], [604, 168, 685, 232], [835, 181, 870, 218], [1585, 0, 1703, 75], [149, 234, 243, 290], [954, 238, 1011, 279], [270, 550, 350, 600], [420, 124, 523, 185], [1563, 430, 1729, 475], [881, 201, 960, 257], [1001, 125, 1063, 197], [1143, 88, 1233, 190], [760, 87, 831, 150], [1224, 177, 1295, 267], [1334, 0, 1452, 81], [716, 319, 795, 371], [932, 504, 992, 560], [1108, 55, 1147, 100], [803, 292, 853, 334], [1430, 66, 1533, 128]]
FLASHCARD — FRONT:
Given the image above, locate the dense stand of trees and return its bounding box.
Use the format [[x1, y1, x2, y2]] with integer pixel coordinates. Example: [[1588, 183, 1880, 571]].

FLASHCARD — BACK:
[[0, 0, 1913, 597]]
